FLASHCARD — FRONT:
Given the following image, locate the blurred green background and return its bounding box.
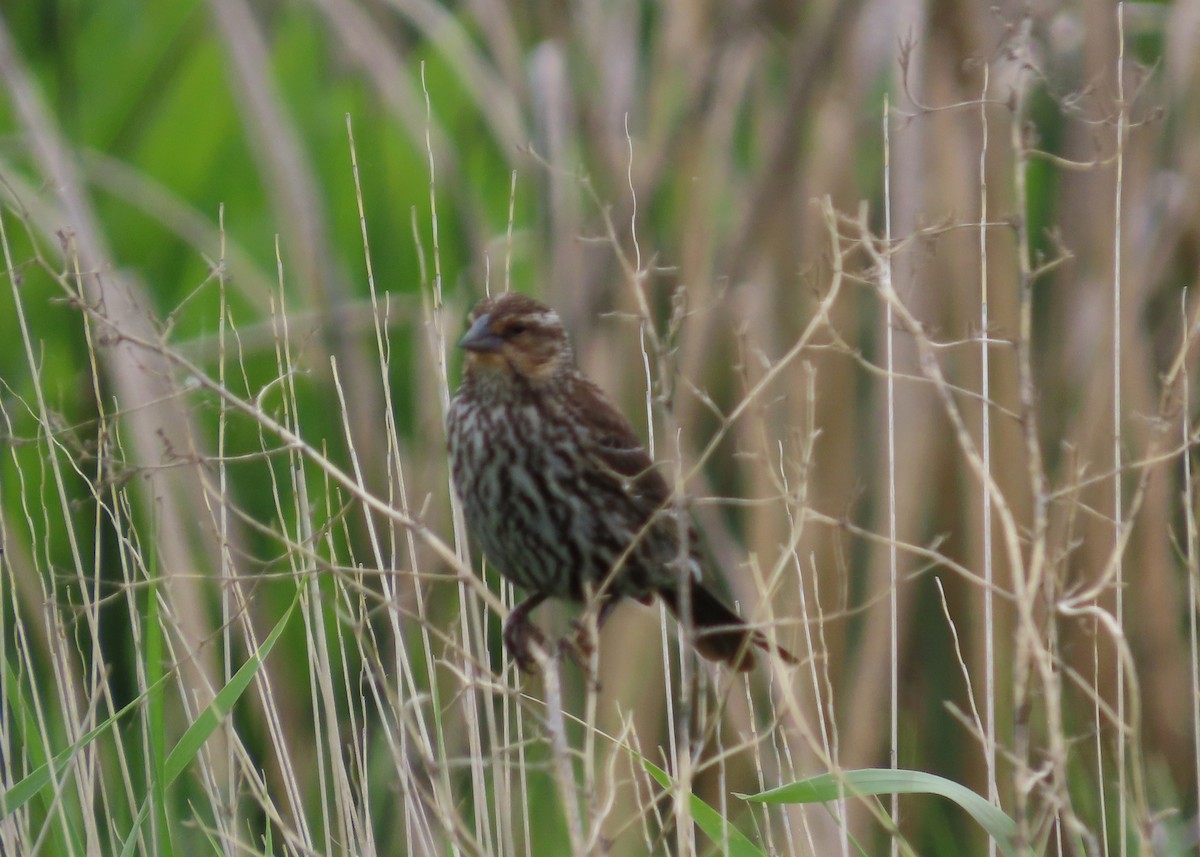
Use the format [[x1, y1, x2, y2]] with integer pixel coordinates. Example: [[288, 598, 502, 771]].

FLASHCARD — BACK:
[[2, 0, 1198, 854]]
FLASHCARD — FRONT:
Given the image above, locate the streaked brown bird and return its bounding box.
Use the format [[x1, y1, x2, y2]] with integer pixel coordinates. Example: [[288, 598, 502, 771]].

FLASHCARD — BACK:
[[447, 292, 795, 672]]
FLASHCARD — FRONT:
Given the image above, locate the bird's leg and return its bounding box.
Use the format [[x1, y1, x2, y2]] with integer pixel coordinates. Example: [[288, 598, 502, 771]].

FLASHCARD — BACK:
[[553, 597, 612, 690], [566, 596, 617, 664], [503, 593, 548, 673]]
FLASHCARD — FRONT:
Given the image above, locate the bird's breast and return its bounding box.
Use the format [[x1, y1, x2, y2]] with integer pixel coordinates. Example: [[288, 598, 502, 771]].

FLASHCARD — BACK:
[[447, 389, 687, 600]]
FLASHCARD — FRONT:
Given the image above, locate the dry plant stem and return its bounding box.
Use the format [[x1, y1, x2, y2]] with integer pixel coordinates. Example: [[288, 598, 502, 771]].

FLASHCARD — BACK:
[[589, 717, 630, 854], [672, 199, 851, 496], [0, 12, 222, 760], [85, 258, 147, 846], [218, 223, 319, 849], [1184, 289, 1200, 836], [740, 680, 779, 854], [347, 114, 446, 849], [853, 200, 1081, 845], [505, 169, 517, 294], [977, 60, 999, 837], [774, 382, 850, 857], [416, 64, 511, 856], [213, 208, 248, 851], [1094, 627, 1109, 857], [12, 231, 195, 852], [747, 200, 906, 845], [87, 302, 501, 613], [251, 267, 319, 847], [40, 269, 115, 849], [1000, 27, 1078, 847], [513, 645, 533, 857], [415, 75, 504, 827], [533, 125, 703, 851], [803, 509, 1001, 596], [336, 357, 410, 844], [0, 217, 87, 850], [579, 143, 846, 513], [581, 605, 603, 853], [1071, 293, 1200, 839], [618, 116, 701, 857], [934, 578, 988, 764], [882, 93, 900, 857], [1112, 7, 1128, 852], [539, 653, 586, 856], [626, 726, 662, 854], [328, 495, 377, 853], [403, 233, 463, 856]]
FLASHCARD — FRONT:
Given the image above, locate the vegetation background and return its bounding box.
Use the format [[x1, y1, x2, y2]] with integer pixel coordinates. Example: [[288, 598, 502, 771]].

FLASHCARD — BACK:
[[1, 0, 1197, 854]]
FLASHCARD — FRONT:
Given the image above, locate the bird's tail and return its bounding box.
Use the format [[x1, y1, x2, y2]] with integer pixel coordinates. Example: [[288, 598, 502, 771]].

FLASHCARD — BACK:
[[662, 585, 797, 672]]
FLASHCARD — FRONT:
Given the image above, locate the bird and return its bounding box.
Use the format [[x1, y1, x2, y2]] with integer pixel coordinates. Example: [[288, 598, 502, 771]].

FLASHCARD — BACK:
[[446, 292, 795, 672]]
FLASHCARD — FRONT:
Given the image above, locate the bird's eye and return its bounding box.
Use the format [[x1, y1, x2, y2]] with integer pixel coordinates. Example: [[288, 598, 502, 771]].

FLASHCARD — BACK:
[[505, 322, 528, 336]]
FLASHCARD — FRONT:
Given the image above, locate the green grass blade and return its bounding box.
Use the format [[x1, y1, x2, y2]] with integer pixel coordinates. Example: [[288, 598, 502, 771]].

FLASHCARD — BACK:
[[1, 592, 297, 828], [119, 592, 299, 853], [146, 552, 170, 855], [642, 758, 766, 857], [0, 663, 170, 819], [738, 768, 1019, 857], [162, 591, 298, 786]]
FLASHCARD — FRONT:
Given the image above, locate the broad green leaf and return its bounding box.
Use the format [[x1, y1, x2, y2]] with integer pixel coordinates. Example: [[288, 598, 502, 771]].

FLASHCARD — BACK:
[[739, 768, 1019, 857]]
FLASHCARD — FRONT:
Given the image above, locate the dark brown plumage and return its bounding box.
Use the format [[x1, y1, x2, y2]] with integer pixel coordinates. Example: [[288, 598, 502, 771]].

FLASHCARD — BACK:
[[446, 292, 794, 672]]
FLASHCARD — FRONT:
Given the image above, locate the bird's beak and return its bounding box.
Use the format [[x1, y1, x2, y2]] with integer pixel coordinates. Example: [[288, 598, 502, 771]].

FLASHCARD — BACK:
[[458, 314, 504, 353]]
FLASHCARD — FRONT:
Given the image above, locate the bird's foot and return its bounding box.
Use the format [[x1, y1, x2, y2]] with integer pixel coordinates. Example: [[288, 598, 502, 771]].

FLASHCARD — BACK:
[[557, 616, 602, 690], [567, 616, 598, 661], [503, 610, 547, 674]]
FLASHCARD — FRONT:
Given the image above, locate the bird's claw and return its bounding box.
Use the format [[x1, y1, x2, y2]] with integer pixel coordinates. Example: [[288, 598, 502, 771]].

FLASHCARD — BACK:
[[503, 610, 546, 673], [568, 616, 598, 661], [557, 617, 602, 690]]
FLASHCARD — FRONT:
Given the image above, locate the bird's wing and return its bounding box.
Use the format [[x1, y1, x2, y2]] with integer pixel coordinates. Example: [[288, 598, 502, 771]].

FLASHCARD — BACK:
[[568, 374, 711, 587], [567, 376, 671, 510]]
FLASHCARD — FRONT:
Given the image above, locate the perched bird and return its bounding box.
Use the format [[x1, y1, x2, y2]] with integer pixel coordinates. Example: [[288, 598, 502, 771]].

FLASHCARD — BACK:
[[447, 292, 795, 672]]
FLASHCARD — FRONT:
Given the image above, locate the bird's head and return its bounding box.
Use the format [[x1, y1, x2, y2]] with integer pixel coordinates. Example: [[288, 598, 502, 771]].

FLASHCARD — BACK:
[[458, 293, 572, 384]]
